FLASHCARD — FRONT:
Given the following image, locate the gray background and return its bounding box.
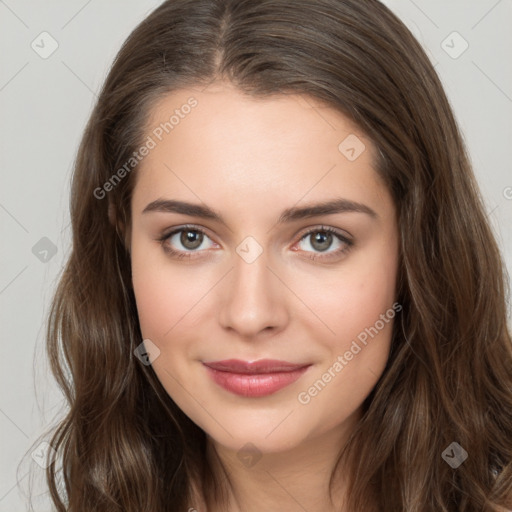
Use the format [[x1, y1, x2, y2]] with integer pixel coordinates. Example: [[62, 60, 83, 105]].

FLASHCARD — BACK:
[[0, 1, 511, 510]]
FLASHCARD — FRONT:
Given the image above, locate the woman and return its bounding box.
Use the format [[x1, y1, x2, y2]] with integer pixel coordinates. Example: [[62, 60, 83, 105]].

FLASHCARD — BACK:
[[34, 0, 512, 510]]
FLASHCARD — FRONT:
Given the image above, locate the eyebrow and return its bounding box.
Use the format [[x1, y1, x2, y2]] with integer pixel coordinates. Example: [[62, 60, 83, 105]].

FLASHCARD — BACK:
[[142, 197, 378, 225]]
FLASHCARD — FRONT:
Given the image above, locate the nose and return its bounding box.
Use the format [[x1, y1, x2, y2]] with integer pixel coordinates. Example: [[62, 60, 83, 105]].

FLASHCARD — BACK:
[[217, 249, 290, 339]]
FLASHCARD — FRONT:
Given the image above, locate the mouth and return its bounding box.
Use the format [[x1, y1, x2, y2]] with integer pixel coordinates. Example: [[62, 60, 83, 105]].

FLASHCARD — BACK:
[[202, 359, 312, 397]]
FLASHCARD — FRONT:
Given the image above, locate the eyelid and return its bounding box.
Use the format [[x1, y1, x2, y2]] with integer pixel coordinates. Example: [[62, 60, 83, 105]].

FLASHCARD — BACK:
[[158, 224, 352, 242], [295, 224, 353, 243], [158, 224, 218, 244]]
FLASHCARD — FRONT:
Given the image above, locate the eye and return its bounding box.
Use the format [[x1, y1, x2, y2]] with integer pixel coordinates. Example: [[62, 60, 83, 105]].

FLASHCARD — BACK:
[[157, 224, 353, 262], [294, 226, 353, 261], [157, 225, 217, 259]]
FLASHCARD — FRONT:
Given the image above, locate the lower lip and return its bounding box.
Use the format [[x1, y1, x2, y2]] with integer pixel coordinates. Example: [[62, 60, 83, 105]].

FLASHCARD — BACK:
[[204, 365, 311, 397]]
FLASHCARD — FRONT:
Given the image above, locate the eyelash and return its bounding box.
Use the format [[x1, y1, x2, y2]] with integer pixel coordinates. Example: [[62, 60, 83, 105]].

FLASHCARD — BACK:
[[156, 224, 354, 262]]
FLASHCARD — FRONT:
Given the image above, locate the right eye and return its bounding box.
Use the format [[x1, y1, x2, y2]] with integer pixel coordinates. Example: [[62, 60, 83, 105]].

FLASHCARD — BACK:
[[157, 225, 218, 259]]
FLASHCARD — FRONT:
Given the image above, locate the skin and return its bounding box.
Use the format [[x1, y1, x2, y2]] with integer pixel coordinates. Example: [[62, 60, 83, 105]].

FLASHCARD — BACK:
[[129, 81, 399, 511]]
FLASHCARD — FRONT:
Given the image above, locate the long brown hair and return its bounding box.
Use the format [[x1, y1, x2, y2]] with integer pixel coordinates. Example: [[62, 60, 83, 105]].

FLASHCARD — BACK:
[[26, 0, 512, 510]]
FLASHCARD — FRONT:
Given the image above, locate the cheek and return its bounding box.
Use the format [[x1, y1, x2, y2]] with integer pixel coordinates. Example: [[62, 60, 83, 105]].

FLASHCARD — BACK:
[[294, 241, 399, 350], [293, 242, 399, 416], [131, 257, 207, 401], [293, 279, 398, 430], [131, 239, 212, 340], [132, 261, 175, 340]]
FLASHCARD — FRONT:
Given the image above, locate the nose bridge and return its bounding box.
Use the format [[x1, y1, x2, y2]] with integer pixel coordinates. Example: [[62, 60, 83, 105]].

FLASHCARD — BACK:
[[218, 239, 288, 336]]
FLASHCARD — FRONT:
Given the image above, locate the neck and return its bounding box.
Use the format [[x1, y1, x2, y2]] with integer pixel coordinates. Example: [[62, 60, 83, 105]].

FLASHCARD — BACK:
[[200, 410, 363, 512]]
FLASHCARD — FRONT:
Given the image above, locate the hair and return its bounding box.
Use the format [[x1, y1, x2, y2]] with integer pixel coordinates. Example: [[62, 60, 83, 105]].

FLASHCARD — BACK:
[[25, 0, 512, 510]]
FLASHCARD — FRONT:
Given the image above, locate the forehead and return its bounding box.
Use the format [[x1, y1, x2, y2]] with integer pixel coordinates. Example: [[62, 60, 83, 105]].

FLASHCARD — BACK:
[[132, 82, 392, 219], [142, 81, 366, 158]]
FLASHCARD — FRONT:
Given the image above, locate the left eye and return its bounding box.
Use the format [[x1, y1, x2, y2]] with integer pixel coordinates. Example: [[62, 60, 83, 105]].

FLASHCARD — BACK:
[[296, 227, 352, 255], [294, 226, 354, 261]]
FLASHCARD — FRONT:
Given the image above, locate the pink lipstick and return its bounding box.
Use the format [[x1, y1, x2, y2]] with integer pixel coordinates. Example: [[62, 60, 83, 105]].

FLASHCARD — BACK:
[[203, 359, 311, 397]]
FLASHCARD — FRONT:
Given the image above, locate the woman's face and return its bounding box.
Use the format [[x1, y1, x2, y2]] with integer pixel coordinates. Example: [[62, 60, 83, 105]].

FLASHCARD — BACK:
[[130, 81, 399, 455]]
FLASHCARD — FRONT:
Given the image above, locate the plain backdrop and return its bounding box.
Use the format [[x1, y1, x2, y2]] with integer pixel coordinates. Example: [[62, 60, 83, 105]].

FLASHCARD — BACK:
[[1, 1, 511, 510]]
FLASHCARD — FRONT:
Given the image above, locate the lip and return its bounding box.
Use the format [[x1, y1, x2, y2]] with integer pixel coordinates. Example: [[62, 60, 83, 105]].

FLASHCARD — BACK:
[[203, 359, 311, 397]]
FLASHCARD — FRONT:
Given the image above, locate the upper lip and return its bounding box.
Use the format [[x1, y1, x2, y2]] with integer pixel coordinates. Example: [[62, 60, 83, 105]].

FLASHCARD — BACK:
[[203, 359, 310, 374]]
